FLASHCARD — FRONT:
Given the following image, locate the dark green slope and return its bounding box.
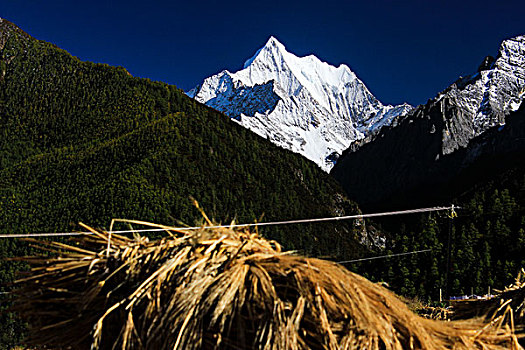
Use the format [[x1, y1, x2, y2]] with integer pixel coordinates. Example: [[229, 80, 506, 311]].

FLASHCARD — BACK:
[[0, 110, 360, 254], [354, 161, 525, 302], [332, 82, 525, 301], [1, 18, 189, 169], [0, 17, 365, 254], [0, 19, 365, 347]]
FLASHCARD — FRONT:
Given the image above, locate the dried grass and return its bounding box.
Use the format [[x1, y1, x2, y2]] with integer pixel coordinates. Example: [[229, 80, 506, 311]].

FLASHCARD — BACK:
[[10, 221, 523, 349], [453, 269, 525, 343]]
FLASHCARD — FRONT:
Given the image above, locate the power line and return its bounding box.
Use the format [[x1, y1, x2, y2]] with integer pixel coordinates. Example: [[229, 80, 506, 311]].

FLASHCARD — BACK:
[[337, 249, 432, 264], [0, 206, 456, 239]]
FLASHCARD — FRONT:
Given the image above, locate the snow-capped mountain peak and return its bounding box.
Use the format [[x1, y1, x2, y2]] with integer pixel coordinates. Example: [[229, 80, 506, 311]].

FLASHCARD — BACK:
[[189, 36, 412, 171], [239, 37, 359, 112], [432, 34, 525, 155], [243, 36, 284, 68]]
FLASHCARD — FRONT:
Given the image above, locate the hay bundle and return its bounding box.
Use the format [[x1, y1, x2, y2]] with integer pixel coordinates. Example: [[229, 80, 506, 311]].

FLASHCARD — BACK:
[[453, 270, 525, 339], [11, 222, 522, 349]]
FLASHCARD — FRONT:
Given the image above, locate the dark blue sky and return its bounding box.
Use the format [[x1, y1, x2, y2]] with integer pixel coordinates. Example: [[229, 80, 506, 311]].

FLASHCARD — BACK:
[[2, 0, 523, 106]]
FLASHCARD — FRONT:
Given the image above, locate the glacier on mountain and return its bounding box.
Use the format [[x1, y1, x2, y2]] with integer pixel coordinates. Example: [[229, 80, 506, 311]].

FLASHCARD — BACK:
[[188, 36, 412, 171]]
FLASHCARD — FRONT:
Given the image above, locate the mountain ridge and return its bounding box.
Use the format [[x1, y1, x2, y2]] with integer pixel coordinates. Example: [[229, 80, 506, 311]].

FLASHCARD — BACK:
[[189, 36, 412, 171], [332, 34, 525, 210]]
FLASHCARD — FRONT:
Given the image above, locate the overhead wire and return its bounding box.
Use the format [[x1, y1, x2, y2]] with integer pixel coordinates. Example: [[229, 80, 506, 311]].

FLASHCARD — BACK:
[[336, 249, 432, 264], [0, 205, 457, 239]]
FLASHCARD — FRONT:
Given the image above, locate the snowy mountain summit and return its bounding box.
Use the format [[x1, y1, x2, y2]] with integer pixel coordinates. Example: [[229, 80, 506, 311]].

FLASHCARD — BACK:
[[188, 36, 412, 171], [432, 35, 525, 155]]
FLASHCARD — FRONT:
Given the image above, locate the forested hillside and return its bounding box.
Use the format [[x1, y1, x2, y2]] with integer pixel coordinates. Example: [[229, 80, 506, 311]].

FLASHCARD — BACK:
[[344, 104, 525, 301], [0, 19, 365, 347], [331, 74, 525, 299], [356, 164, 525, 302], [0, 17, 364, 247]]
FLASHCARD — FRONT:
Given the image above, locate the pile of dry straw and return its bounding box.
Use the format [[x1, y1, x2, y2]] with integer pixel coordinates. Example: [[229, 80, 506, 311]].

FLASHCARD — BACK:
[[453, 269, 525, 343], [10, 217, 523, 349]]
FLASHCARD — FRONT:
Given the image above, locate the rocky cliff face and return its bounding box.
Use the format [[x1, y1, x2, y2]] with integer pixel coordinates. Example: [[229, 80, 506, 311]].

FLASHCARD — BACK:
[[437, 35, 525, 154], [332, 35, 525, 209], [189, 37, 411, 171]]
